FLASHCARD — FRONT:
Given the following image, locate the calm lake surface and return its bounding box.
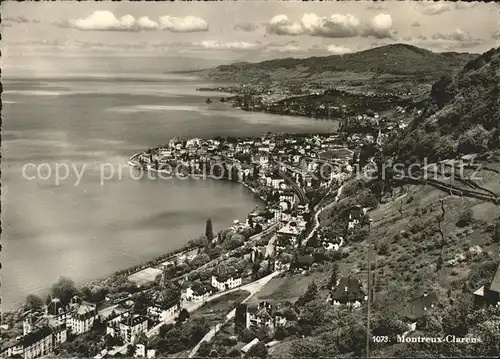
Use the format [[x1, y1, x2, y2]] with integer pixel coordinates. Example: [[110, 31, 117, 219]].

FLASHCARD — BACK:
[[2, 74, 337, 310]]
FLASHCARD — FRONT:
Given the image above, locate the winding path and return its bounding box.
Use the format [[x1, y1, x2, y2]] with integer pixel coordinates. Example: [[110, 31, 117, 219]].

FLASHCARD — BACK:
[[187, 270, 284, 358], [303, 184, 345, 246]]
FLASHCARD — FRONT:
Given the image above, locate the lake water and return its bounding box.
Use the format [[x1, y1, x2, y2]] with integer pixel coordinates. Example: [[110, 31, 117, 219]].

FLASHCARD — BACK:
[[1, 74, 337, 310]]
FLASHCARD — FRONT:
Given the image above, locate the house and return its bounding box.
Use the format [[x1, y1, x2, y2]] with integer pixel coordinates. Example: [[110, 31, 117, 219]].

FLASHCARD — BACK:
[[278, 200, 292, 213], [118, 315, 148, 343], [0, 339, 23, 358], [47, 318, 67, 347], [212, 274, 242, 292], [98, 305, 130, 325], [347, 214, 360, 230], [273, 259, 291, 272], [241, 338, 260, 354], [473, 263, 500, 307], [271, 177, 285, 189], [134, 344, 156, 358], [22, 326, 53, 359], [279, 192, 295, 205], [8, 316, 68, 359], [321, 236, 344, 251], [45, 298, 67, 320], [250, 246, 267, 262], [181, 282, 213, 303], [275, 221, 305, 248], [147, 301, 179, 323], [404, 292, 439, 325], [246, 302, 275, 331], [245, 301, 293, 332], [67, 301, 98, 334], [329, 277, 366, 308]]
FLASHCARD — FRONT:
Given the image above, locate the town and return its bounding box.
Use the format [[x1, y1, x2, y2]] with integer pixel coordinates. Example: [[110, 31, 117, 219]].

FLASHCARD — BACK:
[[197, 81, 427, 123], [2, 121, 499, 358], [3, 1, 500, 358]]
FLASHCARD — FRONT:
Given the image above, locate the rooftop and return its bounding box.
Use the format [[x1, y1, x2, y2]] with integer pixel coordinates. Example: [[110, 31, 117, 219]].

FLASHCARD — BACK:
[[122, 315, 148, 328], [22, 326, 52, 348], [404, 292, 439, 321], [330, 277, 365, 302], [489, 263, 500, 293]]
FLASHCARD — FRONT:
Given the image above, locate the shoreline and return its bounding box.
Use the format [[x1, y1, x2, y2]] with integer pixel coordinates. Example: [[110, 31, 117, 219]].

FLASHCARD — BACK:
[[129, 152, 267, 203], [5, 151, 267, 314]]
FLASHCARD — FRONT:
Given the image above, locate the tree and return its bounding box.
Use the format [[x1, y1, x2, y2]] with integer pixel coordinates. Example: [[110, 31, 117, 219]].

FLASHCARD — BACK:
[[177, 308, 190, 324], [81, 286, 107, 303], [493, 219, 500, 243], [197, 341, 213, 357], [248, 215, 254, 228], [226, 233, 245, 250], [360, 193, 379, 209], [291, 337, 325, 358], [457, 209, 474, 227], [133, 292, 151, 315], [159, 324, 174, 338], [296, 281, 318, 308], [251, 261, 261, 281], [441, 293, 474, 337], [377, 241, 389, 255], [371, 310, 407, 338], [25, 294, 44, 311], [245, 342, 268, 359], [205, 218, 214, 241], [298, 299, 334, 336], [328, 264, 339, 288], [190, 253, 210, 268], [126, 344, 135, 357], [234, 304, 247, 333], [50, 277, 78, 305], [436, 255, 444, 271]]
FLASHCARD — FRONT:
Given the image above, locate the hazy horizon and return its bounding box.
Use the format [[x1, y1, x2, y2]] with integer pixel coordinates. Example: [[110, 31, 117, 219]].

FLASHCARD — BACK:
[[3, 1, 498, 76]]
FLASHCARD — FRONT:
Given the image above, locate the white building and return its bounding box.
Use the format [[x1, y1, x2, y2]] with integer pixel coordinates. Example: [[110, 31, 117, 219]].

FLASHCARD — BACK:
[[347, 214, 360, 231], [23, 327, 53, 359], [67, 302, 98, 335], [134, 344, 155, 358], [118, 315, 148, 343], [181, 285, 213, 303], [241, 338, 260, 354], [211, 275, 242, 292], [147, 302, 179, 323]]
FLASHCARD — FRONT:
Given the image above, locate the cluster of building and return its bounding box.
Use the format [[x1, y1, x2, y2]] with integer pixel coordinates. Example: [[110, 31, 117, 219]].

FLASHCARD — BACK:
[[1, 288, 183, 359], [240, 301, 297, 334], [2, 132, 360, 359], [1, 296, 100, 359], [134, 134, 353, 236]]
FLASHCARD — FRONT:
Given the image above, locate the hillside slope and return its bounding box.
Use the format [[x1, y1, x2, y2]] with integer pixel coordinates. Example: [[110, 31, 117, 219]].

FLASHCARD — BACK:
[[199, 44, 477, 83], [384, 46, 500, 163]]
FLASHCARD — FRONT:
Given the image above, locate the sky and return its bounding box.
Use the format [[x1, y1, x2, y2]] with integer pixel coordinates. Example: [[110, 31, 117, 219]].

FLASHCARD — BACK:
[[2, 1, 499, 75]]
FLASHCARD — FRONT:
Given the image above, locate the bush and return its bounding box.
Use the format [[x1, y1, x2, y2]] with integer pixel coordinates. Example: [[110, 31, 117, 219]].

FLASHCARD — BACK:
[[457, 209, 474, 227], [493, 219, 500, 243], [274, 326, 289, 341], [378, 241, 389, 255]]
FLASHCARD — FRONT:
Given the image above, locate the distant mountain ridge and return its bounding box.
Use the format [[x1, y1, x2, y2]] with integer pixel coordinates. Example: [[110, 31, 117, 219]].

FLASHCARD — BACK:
[[198, 44, 478, 83]]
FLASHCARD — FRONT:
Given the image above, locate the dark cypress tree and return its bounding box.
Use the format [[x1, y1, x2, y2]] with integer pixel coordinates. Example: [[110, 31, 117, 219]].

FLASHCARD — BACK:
[[328, 263, 339, 289], [205, 218, 214, 241]]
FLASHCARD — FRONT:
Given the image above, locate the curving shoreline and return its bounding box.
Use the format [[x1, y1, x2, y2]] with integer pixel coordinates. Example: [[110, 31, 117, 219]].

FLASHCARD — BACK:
[[6, 151, 266, 315]]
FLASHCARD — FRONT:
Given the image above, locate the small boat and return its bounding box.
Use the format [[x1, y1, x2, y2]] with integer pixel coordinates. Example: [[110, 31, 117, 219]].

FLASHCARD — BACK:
[[205, 97, 212, 104]]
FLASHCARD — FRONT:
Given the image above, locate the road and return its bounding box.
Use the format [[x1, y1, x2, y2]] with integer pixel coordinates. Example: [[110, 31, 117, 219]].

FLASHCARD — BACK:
[[146, 268, 283, 339], [187, 270, 283, 358], [303, 183, 345, 246]]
